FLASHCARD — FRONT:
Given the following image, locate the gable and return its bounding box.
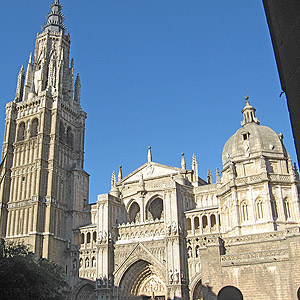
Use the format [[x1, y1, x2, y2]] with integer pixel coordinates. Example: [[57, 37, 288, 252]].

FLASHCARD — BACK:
[[120, 162, 180, 184]]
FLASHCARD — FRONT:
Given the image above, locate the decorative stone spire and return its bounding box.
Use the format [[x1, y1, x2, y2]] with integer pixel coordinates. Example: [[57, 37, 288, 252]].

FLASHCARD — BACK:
[[111, 171, 116, 189], [181, 153, 186, 170], [192, 154, 198, 182], [43, 0, 66, 34], [216, 168, 221, 184], [207, 169, 212, 184], [74, 74, 81, 102], [15, 66, 25, 102], [118, 165, 123, 181], [241, 96, 260, 126], [147, 146, 152, 163]]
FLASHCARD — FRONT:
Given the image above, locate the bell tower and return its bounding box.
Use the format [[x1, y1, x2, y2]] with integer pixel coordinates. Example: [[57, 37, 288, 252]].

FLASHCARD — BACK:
[[0, 0, 89, 278]]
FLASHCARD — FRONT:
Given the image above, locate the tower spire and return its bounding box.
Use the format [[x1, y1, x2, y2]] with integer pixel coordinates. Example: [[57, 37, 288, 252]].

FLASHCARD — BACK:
[[43, 0, 66, 33]]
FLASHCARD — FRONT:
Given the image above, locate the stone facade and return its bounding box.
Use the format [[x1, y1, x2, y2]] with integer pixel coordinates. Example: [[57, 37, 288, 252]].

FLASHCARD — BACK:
[[77, 105, 300, 299], [1, 1, 300, 300]]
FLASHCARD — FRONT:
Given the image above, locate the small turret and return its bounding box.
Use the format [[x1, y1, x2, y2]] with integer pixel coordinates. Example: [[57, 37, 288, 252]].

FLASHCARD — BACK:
[[241, 96, 260, 126]]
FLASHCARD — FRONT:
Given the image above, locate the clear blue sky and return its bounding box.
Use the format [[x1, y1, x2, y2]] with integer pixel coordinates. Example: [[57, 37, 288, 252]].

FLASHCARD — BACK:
[[0, 1, 297, 203]]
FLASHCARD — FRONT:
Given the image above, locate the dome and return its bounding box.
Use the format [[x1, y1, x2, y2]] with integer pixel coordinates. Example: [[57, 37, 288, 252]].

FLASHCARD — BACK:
[[222, 98, 287, 168]]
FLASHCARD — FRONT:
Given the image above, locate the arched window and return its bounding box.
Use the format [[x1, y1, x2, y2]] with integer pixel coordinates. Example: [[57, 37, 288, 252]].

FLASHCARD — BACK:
[[256, 200, 263, 219], [93, 232, 97, 242], [87, 232, 91, 243], [210, 214, 216, 227], [80, 233, 84, 244], [148, 198, 163, 220], [202, 215, 208, 229], [17, 122, 25, 141], [271, 199, 278, 220], [186, 218, 191, 231], [284, 198, 291, 219], [241, 202, 249, 222], [128, 201, 140, 223], [30, 118, 39, 137]]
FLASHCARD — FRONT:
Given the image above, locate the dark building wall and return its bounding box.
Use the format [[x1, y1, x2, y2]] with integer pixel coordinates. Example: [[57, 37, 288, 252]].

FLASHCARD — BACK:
[[262, 1, 300, 165]]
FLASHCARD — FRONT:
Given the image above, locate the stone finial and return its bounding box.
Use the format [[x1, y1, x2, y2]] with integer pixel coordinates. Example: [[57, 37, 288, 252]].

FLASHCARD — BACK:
[[192, 153, 198, 182], [216, 168, 221, 184], [207, 169, 212, 184], [181, 153, 186, 170], [15, 65, 25, 102], [241, 96, 260, 126], [147, 146, 152, 163], [118, 165, 123, 181]]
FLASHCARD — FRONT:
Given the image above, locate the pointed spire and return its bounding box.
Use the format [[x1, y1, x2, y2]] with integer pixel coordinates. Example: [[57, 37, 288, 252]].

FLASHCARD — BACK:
[[181, 153, 186, 170], [147, 146, 152, 163], [241, 96, 260, 126], [192, 154, 198, 182], [118, 165, 123, 181], [207, 169, 212, 184], [43, 0, 66, 34], [216, 168, 221, 184], [74, 74, 81, 102], [15, 66, 25, 102]]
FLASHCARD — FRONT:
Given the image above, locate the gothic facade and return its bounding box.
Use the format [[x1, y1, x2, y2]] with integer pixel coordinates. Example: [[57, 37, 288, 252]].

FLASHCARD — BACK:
[[1, 1, 300, 300]]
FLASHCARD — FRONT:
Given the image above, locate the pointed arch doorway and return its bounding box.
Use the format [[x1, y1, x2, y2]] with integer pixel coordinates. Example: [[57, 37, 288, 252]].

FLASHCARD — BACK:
[[118, 260, 166, 300]]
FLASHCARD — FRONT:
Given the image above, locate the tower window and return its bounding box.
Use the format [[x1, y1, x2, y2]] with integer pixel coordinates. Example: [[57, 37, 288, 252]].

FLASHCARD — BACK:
[[241, 202, 249, 221], [17, 122, 25, 141], [256, 200, 264, 219], [30, 118, 39, 137]]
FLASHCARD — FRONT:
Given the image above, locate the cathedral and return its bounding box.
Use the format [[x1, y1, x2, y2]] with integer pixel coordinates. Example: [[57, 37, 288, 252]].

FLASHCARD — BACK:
[[1, 1, 300, 300]]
